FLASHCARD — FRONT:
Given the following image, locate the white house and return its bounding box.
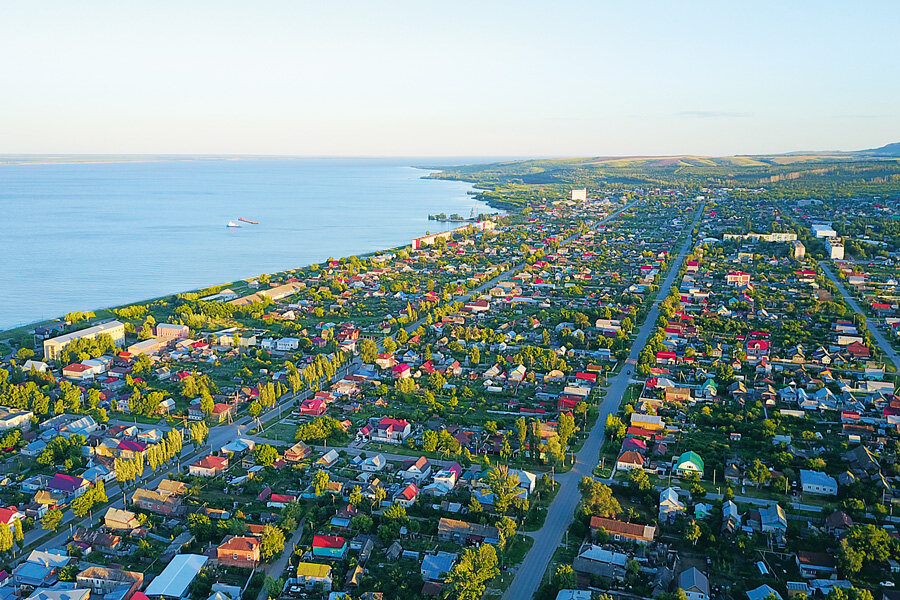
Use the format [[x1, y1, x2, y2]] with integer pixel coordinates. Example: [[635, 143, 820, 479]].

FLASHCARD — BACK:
[[800, 470, 838, 495]]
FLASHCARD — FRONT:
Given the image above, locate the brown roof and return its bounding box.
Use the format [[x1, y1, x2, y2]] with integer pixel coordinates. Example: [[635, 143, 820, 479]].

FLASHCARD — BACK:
[[617, 450, 644, 465], [219, 536, 259, 552], [590, 517, 655, 541]]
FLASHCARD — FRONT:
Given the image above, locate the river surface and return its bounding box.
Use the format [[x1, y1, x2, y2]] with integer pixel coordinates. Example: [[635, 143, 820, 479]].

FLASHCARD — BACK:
[[0, 158, 491, 330]]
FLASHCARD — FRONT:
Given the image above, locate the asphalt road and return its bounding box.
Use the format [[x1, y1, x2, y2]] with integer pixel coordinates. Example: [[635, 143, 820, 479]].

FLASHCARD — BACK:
[[500, 202, 704, 600], [819, 261, 900, 366]]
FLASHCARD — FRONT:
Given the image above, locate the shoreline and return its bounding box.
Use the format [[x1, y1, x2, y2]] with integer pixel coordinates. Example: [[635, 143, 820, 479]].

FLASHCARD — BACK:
[[0, 165, 508, 338]]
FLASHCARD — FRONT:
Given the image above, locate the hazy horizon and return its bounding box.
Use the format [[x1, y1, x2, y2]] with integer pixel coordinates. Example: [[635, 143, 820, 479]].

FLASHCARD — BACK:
[[2, 1, 898, 156]]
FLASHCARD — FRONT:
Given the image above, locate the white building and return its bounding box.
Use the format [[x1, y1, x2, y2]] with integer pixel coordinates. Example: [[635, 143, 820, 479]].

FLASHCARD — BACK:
[[156, 323, 189, 339], [43, 321, 126, 362], [800, 470, 838, 495], [825, 237, 844, 259], [571, 188, 587, 202], [275, 338, 301, 352], [812, 223, 837, 238]]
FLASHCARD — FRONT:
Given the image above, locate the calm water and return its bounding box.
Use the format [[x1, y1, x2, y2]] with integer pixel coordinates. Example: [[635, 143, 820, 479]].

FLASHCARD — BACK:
[[0, 158, 491, 330]]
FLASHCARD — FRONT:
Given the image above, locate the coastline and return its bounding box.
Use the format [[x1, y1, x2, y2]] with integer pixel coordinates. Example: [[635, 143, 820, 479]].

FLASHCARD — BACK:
[[0, 162, 506, 338]]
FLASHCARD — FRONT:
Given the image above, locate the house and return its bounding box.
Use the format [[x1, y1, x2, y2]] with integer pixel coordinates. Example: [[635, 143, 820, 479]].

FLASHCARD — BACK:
[[13, 549, 73, 588], [284, 441, 312, 462], [589, 517, 656, 544], [401, 457, 432, 483], [48, 474, 90, 499], [104, 507, 140, 530], [431, 463, 463, 492], [572, 544, 627, 579], [294, 563, 332, 592], [679, 567, 710, 600], [421, 552, 456, 582], [747, 585, 783, 600], [361, 418, 411, 443], [75, 566, 143, 599], [795, 551, 837, 579], [616, 450, 644, 472], [394, 483, 419, 507], [217, 536, 260, 568], [824, 510, 853, 537], [0, 407, 34, 431], [800, 470, 838, 495], [0, 506, 25, 532], [73, 527, 122, 554], [437, 518, 500, 545], [361, 454, 387, 472], [726, 272, 751, 286], [317, 449, 340, 468], [391, 364, 412, 380], [26, 583, 91, 600], [131, 488, 182, 516], [312, 535, 347, 559], [299, 398, 327, 416], [189, 455, 229, 477], [659, 487, 685, 523], [144, 554, 208, 600], [674, 451, 704, 477]]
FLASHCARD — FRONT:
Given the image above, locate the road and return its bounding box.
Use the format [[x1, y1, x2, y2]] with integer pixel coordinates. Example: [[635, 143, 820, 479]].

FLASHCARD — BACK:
[[819, 262, 900, 366], [254, 518, 306, 600], [500, 202, 704, 600]]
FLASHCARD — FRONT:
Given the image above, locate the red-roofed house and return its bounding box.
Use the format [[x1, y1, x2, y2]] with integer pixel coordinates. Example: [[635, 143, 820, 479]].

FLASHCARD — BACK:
[[300, 398, 327, 416], [392, 363, 412, 380], [312, 534, 347, 559], [217, 536, 260, 567], [0, 506, 25, 532], [368, 418, 411, 443], [616, 450, 645, 472], [117, 439, 147, 459], [394, 483, 419, 507], [189, 455, 229, 477]]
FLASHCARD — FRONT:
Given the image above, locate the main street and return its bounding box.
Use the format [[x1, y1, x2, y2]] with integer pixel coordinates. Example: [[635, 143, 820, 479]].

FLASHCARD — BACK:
[[819, 261, 900, 366], [501, 202, 705, 600]]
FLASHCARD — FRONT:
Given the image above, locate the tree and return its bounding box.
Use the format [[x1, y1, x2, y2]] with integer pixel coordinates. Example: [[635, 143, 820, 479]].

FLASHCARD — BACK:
[[263, 577, 285, 599], [838, 524, 892, 575], [260, 525, 286, 561], [350, 515, 373, 532], [552, 564, 576, 591], [488, 466, 520, 515], [313, 470, 330, 497], [13, 518, 24, 546], [579, 477, 621, 517], [685, 520, 702, 546], [190, 421, 209, 447], [557, 412, 576, 448], [41, 508, 63, 531], [349, 485, 363, 508], [628, 467, 651, 492], [200, 390, 215, 416], [254, 444, 279, 467], [422, 430, 438, 452], [495, 516, 517, 550], [446, 544, 499, 600], [359, 339, 378, 364], [383, 503, 408, 521], [746, 459, 770, 487]]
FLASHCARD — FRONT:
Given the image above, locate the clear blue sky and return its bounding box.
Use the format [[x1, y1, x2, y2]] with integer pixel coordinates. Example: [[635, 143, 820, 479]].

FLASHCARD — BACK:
[[1, 1, 897, 157]]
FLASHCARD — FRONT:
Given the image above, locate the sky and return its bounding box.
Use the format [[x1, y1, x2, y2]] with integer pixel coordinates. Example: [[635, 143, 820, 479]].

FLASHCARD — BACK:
[[1, 1, 898, 157]]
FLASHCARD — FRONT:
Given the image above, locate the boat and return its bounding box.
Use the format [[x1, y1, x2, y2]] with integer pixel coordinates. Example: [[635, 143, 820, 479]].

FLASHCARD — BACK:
[[238, 218, 259, 224], [226, 221, 240, 228]]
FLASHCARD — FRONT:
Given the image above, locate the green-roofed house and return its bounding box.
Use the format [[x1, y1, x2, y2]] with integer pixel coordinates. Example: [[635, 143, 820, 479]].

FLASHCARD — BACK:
[[675, 451, 704, 477]]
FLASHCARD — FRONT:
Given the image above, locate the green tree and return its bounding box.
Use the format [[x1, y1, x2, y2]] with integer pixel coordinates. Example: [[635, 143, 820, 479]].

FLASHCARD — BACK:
[[579, 477, 621, 517], [446, 544, 499, 600], [260, 525, 286, 561], [313, 470, 330, 496], [359, 339, 378, 364], [41, 508, 63, 531], [552, 564, 576, 591], [254, 444, 279, 467], [488, 466, 520, 515]]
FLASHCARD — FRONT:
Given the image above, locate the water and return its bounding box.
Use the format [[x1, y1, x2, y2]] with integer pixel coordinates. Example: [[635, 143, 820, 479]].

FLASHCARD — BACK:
[[0, 158, 493, 330]]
